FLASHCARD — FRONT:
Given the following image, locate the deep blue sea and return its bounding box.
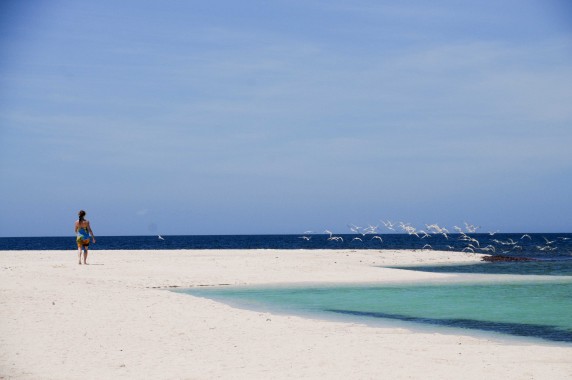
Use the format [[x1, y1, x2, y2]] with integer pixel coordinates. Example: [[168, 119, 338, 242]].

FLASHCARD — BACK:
[[1, 233, 571, 259], [4, 233, 572, 343]]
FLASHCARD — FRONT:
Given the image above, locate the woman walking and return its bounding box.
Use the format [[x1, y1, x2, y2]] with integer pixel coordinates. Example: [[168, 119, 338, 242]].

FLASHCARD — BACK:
[[75, 210, 96, 265]]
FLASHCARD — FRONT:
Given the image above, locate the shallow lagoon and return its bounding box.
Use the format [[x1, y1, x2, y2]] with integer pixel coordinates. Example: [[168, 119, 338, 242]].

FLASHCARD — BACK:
[[181, 278, 572, 344]]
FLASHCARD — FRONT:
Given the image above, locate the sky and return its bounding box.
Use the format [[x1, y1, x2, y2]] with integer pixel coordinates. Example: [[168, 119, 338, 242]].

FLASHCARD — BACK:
[[1, 0, 571, 237]]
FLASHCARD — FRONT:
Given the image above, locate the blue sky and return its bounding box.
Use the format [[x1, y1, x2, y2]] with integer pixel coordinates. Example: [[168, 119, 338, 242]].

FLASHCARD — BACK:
[[1, 0, 571, 237]]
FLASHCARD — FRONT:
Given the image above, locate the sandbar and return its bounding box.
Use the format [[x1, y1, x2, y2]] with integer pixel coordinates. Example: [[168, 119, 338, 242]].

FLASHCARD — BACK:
[[1, 249, 571, 379]]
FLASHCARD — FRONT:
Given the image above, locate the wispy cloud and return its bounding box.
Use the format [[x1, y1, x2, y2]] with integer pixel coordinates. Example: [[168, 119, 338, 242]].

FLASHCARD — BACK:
[[2, 1, 572, 235]]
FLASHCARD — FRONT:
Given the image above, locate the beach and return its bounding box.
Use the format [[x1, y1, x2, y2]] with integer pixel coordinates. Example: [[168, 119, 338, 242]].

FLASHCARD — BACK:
[[1, 249, 571, 379]]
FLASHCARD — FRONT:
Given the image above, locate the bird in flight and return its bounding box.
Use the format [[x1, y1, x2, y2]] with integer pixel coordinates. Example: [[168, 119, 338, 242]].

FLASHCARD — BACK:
[[381, 220, 396, 231]]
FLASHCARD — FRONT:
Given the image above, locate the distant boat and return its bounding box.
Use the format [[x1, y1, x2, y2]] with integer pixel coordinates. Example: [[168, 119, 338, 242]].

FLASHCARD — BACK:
[[158, 235, 164, 240]]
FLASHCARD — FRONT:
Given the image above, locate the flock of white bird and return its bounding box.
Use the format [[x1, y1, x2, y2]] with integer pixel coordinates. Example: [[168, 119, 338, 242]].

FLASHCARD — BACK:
[[152, 223, 567, 255], [298, 221, 568, 254]]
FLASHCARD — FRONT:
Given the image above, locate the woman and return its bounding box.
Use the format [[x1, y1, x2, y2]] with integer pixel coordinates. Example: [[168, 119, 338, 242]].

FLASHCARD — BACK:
[[75, 210, 96, 265]]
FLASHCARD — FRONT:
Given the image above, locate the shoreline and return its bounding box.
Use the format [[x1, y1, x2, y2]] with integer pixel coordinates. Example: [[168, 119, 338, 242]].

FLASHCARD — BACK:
[[1, 249, 571, 379]]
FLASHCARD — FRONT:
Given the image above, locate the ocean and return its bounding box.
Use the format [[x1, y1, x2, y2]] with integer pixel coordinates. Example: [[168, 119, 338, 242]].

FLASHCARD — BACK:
[[1, 233, 571, 259], [3, 232, 572, 344]]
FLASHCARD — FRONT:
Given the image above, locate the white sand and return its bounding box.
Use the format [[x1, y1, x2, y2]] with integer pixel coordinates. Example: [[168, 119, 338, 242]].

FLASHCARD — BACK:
[[1, 249, 571, 379]]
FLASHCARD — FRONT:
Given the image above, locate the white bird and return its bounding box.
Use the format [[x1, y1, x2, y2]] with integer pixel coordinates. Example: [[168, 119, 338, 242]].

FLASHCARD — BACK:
[[298, 236, 311, 241], [351, 237, 363, 242], [381, 220, 396, 231], [371, 236, 383, 242], [419, 230, 431, 239], [365, 225, 379, 234], [459, 234, 480, 247], [328, 236, 344, 242], [426, 224, 449, 235], [488, 230, 499, 236], [158, 235, 164, 240], [480, 245, 496, 253], [402, 225, 419, 238], [543, 237, 556, 245], [324, 230, 333, 238], [464, 222, 480, 233], [348, 224, 362, 234], [422, 244, 433, 250], [521, 234, 532, 240], [493, 238, 515, 246]]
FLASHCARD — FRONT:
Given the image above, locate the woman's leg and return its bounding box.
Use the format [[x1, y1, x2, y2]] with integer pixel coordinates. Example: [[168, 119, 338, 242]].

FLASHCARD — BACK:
[[83, 246, 89, 264], [77, 245, 82, 264]]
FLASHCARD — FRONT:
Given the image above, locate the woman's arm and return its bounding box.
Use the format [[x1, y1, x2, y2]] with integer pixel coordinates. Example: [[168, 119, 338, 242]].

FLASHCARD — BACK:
[[87, 221, 96, 243]]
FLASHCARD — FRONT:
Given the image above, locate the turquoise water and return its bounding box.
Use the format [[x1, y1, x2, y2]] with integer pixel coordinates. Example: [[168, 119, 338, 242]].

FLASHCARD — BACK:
[[180, 279, 572, 344]]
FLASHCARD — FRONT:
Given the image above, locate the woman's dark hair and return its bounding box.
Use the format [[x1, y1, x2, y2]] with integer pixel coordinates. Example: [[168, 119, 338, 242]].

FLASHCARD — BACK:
[[78, 210, 86, 222]]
